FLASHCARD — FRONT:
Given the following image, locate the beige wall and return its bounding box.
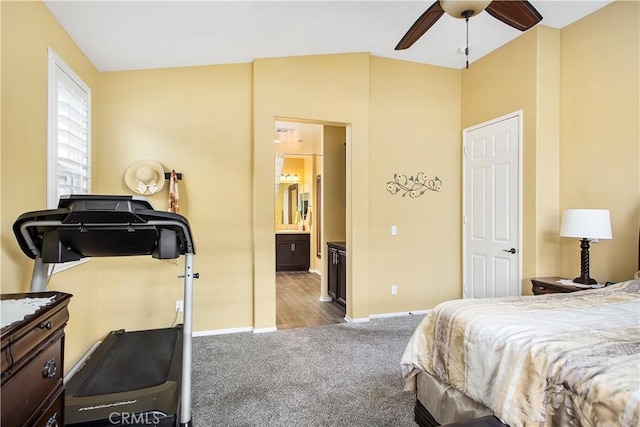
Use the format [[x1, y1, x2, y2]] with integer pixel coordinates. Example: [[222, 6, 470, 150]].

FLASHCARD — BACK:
[[559, 0, 640, 282], [461, 28, 542, 294], [1, 0, 638, 371], [97, 64, 255, 340], [1, 1, 100, 365], [535, 27, 562, 278], [321, 125, 347, 300], [461, 1, 639, 289], [1, 1, 99, 290], [252, 54, 372, 324], [369, 56, 462, 312], [322, 125, 346, 245]]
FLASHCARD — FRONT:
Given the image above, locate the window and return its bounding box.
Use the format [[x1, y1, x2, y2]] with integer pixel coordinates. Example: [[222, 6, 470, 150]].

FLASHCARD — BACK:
[[47, 47, 91, 209]]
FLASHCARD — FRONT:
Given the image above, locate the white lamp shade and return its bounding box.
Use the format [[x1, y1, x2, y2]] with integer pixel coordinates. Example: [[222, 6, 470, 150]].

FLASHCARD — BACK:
[[560, 209, 612, 239]]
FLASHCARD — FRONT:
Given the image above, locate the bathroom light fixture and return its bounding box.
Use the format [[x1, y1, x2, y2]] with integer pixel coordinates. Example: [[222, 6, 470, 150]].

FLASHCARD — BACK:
[[275, 127, 298, 144], [280, 173, 299, 183]]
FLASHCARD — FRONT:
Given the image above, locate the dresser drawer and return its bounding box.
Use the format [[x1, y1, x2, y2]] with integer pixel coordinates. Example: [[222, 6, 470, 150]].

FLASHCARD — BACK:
[[1, 333, 64, 426], [30, 387, 64, 427], [1, 300, 70, 375]]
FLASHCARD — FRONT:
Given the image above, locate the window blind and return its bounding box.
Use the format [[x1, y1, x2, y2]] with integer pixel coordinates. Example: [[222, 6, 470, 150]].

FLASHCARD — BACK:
[[48, 49, 91, 208]]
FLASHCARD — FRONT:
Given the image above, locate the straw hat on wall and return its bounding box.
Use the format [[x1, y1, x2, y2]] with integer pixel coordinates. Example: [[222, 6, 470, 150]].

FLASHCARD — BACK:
[[124, 160, 166, 195]]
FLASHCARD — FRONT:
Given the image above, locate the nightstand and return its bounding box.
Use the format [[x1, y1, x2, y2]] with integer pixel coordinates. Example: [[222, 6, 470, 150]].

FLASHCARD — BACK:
[[530, 277, 584, 295]]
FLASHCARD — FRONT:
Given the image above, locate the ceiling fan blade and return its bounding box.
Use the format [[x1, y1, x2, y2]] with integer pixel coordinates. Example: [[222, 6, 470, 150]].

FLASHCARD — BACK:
[[395, 1, 445, 50], [485, 1, 542, 31]]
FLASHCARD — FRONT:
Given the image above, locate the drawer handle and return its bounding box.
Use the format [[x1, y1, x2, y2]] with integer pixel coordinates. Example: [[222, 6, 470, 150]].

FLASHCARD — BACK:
[[42, 358, 57, 378], [46, 413, 59, 427], [539, 286, 545, 290], [39, 321, 53, 330]]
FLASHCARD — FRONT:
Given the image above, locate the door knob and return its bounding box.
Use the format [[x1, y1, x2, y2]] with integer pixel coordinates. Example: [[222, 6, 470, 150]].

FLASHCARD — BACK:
[[502, 248, 517, 254]]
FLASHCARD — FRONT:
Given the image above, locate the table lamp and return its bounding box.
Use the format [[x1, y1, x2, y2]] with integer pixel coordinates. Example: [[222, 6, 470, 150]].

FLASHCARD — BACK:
[[560, 209, 612, 285]]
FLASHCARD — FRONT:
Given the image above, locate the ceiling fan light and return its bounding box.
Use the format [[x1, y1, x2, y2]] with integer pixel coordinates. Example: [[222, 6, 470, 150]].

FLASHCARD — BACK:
[[440, 0, 491, 19]]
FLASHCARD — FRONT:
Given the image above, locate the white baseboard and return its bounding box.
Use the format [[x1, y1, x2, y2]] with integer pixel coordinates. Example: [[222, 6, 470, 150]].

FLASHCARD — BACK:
[[319, 296, 332, 302], [64, 340, 102, 383], [193, 326, 253, 337], [345, 315, 370, 323], [253, 326, 278, 333], [309, 269, 321, 276], [370, 309, 431, 319]]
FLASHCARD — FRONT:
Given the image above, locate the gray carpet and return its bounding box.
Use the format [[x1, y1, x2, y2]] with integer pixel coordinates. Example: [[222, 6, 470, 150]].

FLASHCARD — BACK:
[[192, 314, 426, 427]]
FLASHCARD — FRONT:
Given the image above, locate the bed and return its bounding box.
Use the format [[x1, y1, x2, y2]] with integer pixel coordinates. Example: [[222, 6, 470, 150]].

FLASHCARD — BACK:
[[401, 252, 640, 426]]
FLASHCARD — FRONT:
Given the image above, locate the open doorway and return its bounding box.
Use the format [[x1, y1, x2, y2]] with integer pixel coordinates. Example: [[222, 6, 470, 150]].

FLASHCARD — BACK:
[[274, 118, 347, 329]]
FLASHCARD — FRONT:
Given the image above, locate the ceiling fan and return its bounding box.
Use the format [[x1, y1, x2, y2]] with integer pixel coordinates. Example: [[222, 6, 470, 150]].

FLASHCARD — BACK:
[[396, 0, 543, 66]]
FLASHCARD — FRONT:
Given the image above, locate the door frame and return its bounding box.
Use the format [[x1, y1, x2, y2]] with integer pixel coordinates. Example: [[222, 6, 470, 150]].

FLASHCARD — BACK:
[[462, 110, 523, 298]]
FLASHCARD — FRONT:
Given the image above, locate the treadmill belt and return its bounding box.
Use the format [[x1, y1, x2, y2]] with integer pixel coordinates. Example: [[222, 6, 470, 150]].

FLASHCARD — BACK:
[[76, 328, 178, 397]]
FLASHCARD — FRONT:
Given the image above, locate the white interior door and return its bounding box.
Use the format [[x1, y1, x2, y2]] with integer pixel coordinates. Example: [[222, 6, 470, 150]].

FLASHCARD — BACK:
[[463, 112, 521, 298]]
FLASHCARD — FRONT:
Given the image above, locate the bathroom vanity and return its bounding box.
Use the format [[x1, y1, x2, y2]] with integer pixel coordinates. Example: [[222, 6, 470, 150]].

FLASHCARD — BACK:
[[275, 232, 310, 271], [327, 241, 346, 306]]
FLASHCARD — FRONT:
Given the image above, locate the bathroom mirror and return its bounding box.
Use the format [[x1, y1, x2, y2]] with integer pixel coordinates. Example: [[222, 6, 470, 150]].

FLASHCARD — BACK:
[[275, 155, 309, 225], [276, 182, 303, 225], [299, 192, 310, 221], [287, 184, 298, 224]]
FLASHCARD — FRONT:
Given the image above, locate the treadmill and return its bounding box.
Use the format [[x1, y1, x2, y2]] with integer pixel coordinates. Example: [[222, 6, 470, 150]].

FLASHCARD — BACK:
[[13, 195, 196, 427]]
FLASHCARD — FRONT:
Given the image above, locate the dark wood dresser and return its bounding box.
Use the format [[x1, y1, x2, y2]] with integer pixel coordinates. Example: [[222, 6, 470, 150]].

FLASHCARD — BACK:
[[1, 292, 72, 427]]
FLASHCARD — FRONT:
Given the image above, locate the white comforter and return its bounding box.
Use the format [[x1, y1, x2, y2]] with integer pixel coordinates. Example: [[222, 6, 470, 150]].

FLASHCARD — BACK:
[[401, 280, 640, 427]]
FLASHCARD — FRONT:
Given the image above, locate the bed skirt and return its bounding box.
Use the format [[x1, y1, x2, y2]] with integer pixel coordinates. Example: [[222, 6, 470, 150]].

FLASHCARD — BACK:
[[414, 371, 508, 426]]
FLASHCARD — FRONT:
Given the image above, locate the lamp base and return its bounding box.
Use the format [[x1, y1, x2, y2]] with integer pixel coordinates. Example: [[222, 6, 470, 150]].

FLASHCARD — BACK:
[[573, 276, 598, 285], [573, 238, 598, 285]]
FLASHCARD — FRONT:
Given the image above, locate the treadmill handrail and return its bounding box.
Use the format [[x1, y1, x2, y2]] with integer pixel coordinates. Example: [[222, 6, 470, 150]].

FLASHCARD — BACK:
[[19, 219, 195, 259]]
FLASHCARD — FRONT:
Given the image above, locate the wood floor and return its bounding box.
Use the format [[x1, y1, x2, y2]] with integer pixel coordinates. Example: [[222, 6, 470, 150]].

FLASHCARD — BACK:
[[276, 271, 346, 329]]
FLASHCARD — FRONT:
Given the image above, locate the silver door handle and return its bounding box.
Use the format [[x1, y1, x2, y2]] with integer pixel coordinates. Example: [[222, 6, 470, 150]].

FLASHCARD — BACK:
[[502, 248, 516, 254]]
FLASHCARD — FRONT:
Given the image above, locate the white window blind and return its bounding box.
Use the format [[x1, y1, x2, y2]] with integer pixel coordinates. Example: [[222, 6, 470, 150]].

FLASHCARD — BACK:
[[48, 48, 91, 209]]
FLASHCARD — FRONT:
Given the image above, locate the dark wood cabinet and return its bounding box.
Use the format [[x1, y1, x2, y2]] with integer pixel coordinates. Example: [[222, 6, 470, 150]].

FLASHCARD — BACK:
[[276, 233, 310, 271], [1, 291, 72, 427], [531, 277, 585, 295], [327, 242, 346, 306]]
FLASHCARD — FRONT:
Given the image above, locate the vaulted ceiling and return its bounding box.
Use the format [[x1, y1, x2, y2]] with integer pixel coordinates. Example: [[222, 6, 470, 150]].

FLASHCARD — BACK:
[[44, 1, 613, 72]]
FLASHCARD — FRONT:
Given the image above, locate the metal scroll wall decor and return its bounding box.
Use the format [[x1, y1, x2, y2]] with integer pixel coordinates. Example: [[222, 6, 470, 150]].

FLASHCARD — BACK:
[[386, 172, 442, 198]]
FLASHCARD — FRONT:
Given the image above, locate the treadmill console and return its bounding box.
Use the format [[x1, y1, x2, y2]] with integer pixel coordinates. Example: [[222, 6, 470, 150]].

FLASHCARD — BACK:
[[13, 195, 195, 263]]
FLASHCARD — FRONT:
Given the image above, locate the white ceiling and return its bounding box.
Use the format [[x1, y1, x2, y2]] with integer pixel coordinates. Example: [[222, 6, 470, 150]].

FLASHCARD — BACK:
[[43, 1, 613, 72]]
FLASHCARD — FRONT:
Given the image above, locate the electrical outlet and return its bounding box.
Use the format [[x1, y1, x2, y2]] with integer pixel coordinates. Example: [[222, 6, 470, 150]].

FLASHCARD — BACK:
[[391, 226, 397, 236], [175, 300, 184, 312], [391, 285, 397, 295]]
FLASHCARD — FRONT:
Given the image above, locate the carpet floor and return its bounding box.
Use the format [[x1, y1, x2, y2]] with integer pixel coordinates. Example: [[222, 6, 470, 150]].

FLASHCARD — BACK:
[[192, 314, 426, 427]]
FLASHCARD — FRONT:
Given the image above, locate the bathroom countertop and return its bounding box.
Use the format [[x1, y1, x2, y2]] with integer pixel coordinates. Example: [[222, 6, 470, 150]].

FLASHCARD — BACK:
[[275, 230, 310, 234]]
